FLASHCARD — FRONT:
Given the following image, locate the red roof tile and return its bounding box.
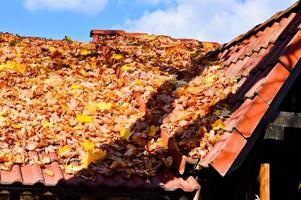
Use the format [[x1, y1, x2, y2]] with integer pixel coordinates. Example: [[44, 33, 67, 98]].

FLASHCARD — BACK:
[[200, 2, 301, 176], [1, 2, 301, 195], [0, 162, 200, 194]]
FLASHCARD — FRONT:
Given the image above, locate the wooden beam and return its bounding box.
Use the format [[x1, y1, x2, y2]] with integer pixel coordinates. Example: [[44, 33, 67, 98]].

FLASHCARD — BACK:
[[264, 124, 285, 140], [273, 111, 301, 128], [264, 111, 301, 141], [259, 163, 270, 200]]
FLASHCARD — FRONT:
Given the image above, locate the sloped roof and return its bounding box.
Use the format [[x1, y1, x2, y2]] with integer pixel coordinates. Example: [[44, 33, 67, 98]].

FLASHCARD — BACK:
[[199, 1, 301, 175], [1, 1, 301, 195], [0, 31, 221, 194]]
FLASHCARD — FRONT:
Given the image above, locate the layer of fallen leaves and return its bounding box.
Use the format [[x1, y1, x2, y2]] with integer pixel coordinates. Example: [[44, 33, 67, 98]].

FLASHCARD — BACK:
[[0, 32, 237, 178]]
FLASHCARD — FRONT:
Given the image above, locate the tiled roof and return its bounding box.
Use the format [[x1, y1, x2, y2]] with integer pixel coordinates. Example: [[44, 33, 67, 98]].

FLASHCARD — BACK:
[[1, 2, 301, 196], [199, 2, 301, 176], [0, 31, 205, 195], [1, 152, 200, 193], [90, 3, 301, 178], [0, 31, 207, 195]]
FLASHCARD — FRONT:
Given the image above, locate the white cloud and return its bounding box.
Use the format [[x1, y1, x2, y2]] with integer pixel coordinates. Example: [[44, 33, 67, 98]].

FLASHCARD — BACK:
[[24, 0, 108, 14], [123, 0, 296, 43]]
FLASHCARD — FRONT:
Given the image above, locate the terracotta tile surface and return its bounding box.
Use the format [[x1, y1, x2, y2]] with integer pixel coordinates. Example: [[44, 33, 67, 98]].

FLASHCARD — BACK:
[[199, 2, 301, 176], [279, 30, 301, 70], [1, 2, 301, 193], [0, 162, 200, 193], [210, 131, 247, 176], [235, 95, 269, 138]]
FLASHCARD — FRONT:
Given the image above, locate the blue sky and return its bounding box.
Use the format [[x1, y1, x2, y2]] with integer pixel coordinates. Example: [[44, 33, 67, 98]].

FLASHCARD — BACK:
[[0, 0, 296, 43]]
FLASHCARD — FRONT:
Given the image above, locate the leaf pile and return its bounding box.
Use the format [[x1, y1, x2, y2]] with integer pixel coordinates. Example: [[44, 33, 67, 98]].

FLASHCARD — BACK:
[[0, 32, 237, 178]]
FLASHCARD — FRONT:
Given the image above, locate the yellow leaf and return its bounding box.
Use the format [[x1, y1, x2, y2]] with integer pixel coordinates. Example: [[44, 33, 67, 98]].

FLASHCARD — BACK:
[[79, 69, 89, 77], [76, 114, 93, 123], [0, 64, 5, 71], [133, 79, 143, 86], [156, 138, 165, 146], [214, 109, 222, 116], [142, 34, 157, 40], [42, 121, 53, 128], [97, 102, 113, 110], [81, 149, 106, 168], [112, 54, 123, 60], [44, 169, 54, 177], [11, 124, 23, 129], [0, 61, 26, 74], [187, 87, 202, 94], [212, 65, 221, 70], [80, 49, 90, 56], [85, 102, 98, 113], [70, 84, 81, 90], [65, 164, 83, 174], [121, 64, 130, 71], [118, 102, 129, 112], [120, 128, 132, 141], [203, 42, 214, 49], [81, 139, 95, 152], [212, 119, 225, 130], [57, 145, 71, 157], [0, 116, 6, 122], [205, 74, 216, 84], [15, 62, 27, 73], [16, 52, 22, 58], [149, 125, 160, 136], [48, 46, 56, 53]]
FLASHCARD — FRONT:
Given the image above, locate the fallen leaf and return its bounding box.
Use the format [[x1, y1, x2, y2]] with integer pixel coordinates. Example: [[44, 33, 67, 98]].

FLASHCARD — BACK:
[[0, 61, 26, 74], [70, 84, 81, 90], [58, 145, 72, 157], [187, 86, 202, 94], [81, 149, 106, 168], [214, 109, 222, 116], [142, 34, 157, 40], [112, 54, 123, 60], [205, 74, 216, 84], [120, 128, 132, 141], [65, 164, 83, 174], [203, 42, 214, 49], [148, 125, 160, 136], [97, 102, 113, 110], [212, 119, 225, 130], [42, 121, 53, 128], [44, 169, 55, 177], [121, 64, 130, 71], [81, 139, 95, 152], [76, 114, 93, 123], [11, 124, 23, 129], [80, 49, 90, 56], [0, 116, 6, 122], [85, 102, 98, 113]]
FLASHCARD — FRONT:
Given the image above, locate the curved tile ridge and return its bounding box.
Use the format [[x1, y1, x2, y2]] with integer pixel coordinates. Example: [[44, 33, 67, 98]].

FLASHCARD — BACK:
[[0, 165, 23, 185], [90, 30, 147, 43], [200, 130, 247, 176], [0, 154, 199, 194], [222, 12, 296, 68], [199, 27, 301, 177], [21, 151, 45, 185], [218, 2, 301, 53]]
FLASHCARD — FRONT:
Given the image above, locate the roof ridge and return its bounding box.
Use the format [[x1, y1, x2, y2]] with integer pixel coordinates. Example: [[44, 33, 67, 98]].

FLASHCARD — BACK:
[[208, 1, 301, 57]]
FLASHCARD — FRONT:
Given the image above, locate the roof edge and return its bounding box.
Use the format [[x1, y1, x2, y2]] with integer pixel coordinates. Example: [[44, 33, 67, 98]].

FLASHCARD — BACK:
[[212, 1, 301, 55]]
